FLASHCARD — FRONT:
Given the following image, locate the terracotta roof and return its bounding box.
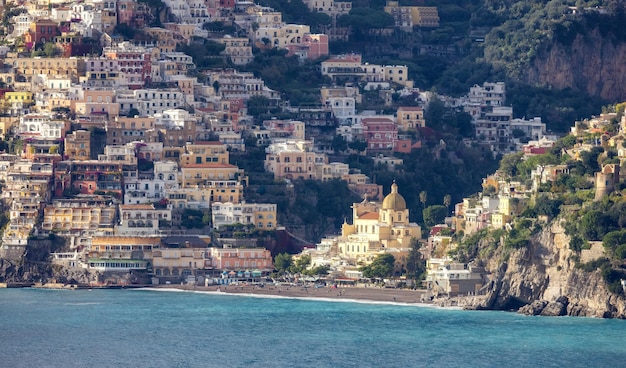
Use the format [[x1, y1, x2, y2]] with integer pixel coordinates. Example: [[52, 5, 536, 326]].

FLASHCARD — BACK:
[[120, 204, 156, 210], [91, 236, 162, 244], [361, 117, 395, 124], [181, 163, 237, 169], [189, 141, 224, 145], [359, 211, 379, 220], [325, 58, 360, 63]]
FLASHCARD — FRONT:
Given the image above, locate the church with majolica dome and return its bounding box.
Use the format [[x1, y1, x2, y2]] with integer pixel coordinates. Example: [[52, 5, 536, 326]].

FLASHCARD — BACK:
[[314, 182, 422, 271]]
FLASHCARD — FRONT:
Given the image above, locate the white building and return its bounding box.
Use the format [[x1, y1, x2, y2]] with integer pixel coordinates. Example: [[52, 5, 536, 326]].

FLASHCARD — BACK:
[[124, 161, 179, 205], [154, 109, 196, 129], [18, 114, 64, 140], [324, 96, 355, 125], [211, 202, 277, 230], [116, 204, 171, 236], [116, 89, 185, 116]]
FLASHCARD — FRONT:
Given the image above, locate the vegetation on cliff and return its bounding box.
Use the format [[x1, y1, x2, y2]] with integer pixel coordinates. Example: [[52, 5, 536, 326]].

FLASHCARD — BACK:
[[448, 109, 626, 297]]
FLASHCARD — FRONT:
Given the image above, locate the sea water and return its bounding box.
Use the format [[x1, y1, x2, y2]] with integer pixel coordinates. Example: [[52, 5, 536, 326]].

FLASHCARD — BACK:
[[1, 289, 625, 368]]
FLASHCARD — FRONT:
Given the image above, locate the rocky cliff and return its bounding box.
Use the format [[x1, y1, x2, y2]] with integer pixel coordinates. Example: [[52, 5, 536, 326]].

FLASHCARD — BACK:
[[468, 221, 626, 318], [527, 28, 626, 102]]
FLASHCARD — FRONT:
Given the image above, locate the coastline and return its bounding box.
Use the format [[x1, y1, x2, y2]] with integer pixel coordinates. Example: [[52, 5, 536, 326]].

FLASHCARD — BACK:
[[144, 284, 433, 306]]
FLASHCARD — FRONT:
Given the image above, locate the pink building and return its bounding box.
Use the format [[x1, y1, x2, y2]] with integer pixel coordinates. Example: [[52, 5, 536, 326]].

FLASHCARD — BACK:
[[103, 45, 152, 88], [362, 117, 398, 151], [209, 247, 273, 272], [218, 0, 236, 8], [117, 0, 135, 25], [286, 34, 329, 60]]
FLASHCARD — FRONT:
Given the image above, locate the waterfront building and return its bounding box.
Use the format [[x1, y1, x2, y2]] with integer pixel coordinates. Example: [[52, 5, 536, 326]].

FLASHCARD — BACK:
[[152, 247, 212, 279], [207, 246, 273, 272], [315, 182, 421, 274], [425, 260, 484, 297], [42, 197, 116, 235]]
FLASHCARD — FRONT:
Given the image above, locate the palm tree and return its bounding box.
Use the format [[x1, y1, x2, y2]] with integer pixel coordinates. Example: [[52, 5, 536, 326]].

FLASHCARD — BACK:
[[443, 194, 451, 215], [419, 191, 427, 209]]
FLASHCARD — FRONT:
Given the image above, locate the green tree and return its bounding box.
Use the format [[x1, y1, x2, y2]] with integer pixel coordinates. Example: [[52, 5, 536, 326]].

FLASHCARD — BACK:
[[360, 253, 395, 278], [499, 152, 524, 178], [405, 238, 425, 281], [580, 210, 611, 241], [181, 209, 205, 229], [603, 230, 626, 258], [305, 264, 330, 276], [289, 254, 311, 274], [569, 234, 586, 253], [423, 205, 447, 227], [43, 42, 59, 57], [274, 252, 292, 274], [534, 196, 562, 218], [331, 135, 348, 154], [246, 95, 276, 118], [424, 96, 446, 130], [348, 139, 367, 153]]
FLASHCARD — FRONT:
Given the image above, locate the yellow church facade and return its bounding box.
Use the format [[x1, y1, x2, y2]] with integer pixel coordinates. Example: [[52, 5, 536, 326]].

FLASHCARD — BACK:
[[324, 182, 421, 268]]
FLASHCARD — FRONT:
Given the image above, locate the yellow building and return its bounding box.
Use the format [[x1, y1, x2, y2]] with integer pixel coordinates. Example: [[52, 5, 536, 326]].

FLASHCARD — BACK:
[[318, 183, 422, 270], [217, 37, 254, 65], [264, 140, 328, 180], [73, 89, 120, 118], [0, 117, 18, 139], [144, 27, 177, 53], [396, 106, 425, 131], [4, 91, 34, 113], [180, 141, 230, 166], [384, 1, 439, 28], [166, 178, 245, 209], [64, 129, 91, 160], [6, 57, 86, 82], [180, 163, 244, 188], [88, 236, 162, 260], [42, 199, 116, 234], [152, 248, 211, 278]]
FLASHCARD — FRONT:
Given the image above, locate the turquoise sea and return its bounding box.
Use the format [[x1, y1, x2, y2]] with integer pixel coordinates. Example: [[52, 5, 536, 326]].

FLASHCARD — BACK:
[[1, 289, 625, 368]]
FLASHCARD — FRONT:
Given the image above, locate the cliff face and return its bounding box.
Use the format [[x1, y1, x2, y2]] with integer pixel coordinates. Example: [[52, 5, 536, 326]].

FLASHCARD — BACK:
[[477, 222, 626, 318], [527, 28, 626, 102]]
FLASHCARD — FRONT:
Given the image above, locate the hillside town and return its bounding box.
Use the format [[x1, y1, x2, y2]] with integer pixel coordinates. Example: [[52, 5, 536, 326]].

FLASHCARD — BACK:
[[0, 0, 623, 296]]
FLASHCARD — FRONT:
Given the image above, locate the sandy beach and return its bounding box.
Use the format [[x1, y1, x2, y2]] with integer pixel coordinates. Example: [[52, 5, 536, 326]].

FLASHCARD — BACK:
[[150, 283, 431, 305]]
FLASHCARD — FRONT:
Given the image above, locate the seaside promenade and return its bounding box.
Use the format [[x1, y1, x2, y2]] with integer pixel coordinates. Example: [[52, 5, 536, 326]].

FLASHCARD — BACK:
[[153, 284, 431, 304]]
